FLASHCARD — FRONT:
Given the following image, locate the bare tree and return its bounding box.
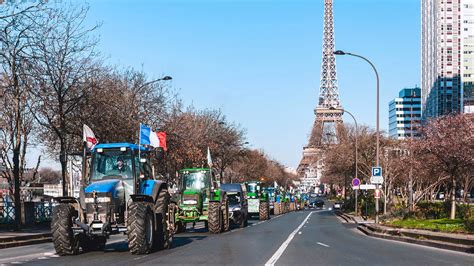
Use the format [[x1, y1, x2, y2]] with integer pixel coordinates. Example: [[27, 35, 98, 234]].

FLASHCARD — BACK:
[[414, 114, 473, 219], [0, 3, 44, 229], [28, 4, 100, 196]]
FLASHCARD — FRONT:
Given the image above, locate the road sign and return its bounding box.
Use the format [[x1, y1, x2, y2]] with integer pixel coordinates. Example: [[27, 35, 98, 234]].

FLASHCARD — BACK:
[[352, 178, 360, 187], [360, 184, 376, 190], [372, 167, 382, 177], [370, 167, 384, 184], [374, 189, 381, 199]]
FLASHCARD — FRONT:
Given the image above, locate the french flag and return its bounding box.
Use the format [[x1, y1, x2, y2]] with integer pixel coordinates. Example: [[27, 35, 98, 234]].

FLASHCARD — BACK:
[[140, 124, 167, 151]]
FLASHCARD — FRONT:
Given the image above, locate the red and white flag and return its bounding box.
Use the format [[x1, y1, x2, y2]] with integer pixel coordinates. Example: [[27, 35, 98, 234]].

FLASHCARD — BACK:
[[83, 124, 98, 149]]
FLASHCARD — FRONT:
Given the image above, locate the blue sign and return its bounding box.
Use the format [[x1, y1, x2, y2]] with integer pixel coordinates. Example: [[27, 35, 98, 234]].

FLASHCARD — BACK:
[[372, 167, 382, 177]]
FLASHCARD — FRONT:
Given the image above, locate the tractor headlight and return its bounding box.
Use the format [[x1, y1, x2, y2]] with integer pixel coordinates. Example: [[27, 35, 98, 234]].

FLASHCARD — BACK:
[[183, 199, 198, 205], [85, 197, 111, 203], [232, 207, 241, 211]]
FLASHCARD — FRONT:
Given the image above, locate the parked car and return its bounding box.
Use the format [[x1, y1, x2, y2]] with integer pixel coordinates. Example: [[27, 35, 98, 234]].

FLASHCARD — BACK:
[[333, 201, 343, 210], [221, 183, 248, 228], [308, 198, 324, 209]]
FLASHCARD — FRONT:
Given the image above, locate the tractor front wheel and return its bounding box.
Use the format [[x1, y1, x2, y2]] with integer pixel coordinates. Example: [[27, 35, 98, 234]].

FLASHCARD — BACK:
[[128, 202, 155, 254], [259, 201, 270, 220], [222, 198, 230, 232], [51, 203, 79, 256], [208, 201, 222, 234]]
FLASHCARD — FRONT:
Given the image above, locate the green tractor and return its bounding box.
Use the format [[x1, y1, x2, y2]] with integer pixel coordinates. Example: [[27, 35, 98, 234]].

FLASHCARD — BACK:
[[173, 168, 229, 234], [245, 181, 270, 220]]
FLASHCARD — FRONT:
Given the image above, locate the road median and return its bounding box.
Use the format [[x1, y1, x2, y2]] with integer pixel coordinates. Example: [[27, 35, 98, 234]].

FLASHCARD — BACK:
[[336, 211, 474, 253]]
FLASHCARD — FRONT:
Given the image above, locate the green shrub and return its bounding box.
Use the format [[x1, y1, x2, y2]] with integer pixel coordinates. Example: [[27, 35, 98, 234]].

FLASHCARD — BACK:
[[464, 218, 474, 233]]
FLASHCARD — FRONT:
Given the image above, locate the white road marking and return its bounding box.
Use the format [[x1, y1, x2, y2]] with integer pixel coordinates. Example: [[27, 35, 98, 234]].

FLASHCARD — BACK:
[[317, 242, 330, 247], [264, 211, 314, 266]]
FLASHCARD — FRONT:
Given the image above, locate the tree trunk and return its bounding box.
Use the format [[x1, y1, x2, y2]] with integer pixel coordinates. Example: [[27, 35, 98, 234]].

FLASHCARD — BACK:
[[60, 140, 68, 197], [450, 176, 456, 220], [13, 147, 21, 230]]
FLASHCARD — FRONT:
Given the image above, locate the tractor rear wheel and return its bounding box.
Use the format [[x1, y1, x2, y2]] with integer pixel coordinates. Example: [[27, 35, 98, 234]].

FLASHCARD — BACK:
[[259, 201, 269, 220], [128, 202, 155, 254], [208, 201, 222, 234], [51, 203, 79, 256]]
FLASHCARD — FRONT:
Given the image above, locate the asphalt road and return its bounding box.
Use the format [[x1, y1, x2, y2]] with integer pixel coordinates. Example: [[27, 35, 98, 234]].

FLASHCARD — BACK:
[[0, 209, 473, 265]]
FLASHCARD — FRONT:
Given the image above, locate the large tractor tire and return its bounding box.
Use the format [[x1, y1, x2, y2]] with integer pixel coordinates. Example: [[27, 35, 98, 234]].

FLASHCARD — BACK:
[[259, 201, 270, 220], [274, 202, 281, 215], [154, 190, 173, 250], [208, 201, 222, 234], [222, 198, 230, 232], [51, 203, 79, 256], [128, 202, 155, 254]]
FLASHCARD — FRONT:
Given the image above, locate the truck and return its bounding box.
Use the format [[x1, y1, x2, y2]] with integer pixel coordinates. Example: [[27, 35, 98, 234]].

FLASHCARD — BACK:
[[245, 181, 269, 220], [173, 168, 229, 234], [51, 143, 175, 255]]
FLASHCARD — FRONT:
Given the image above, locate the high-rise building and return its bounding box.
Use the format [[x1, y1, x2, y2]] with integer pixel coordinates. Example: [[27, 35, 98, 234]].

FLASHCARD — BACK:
[[421, 0, 474, 118], [389, 87, 422, 140], [462, 1, 474, 113]]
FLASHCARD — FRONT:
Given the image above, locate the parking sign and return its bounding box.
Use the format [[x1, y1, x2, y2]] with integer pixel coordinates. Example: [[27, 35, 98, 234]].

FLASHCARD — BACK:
[[370, 167, 384, 184], [372, 167, 382, 177]]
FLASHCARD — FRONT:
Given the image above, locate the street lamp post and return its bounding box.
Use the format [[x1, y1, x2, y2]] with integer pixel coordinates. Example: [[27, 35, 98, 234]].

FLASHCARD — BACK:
[[334, 50, 380, 223], [330, 107, 359, 215]]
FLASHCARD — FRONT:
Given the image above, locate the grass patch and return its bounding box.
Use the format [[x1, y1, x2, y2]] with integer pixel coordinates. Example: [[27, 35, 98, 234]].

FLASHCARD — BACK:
[[387, 218, 469, 233]]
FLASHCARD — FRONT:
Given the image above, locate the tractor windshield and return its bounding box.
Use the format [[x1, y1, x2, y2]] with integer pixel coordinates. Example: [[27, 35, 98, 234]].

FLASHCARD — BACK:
[[91, 149, 134, 180], [247, 183, 258, 193], [181, 171, 209, 190]]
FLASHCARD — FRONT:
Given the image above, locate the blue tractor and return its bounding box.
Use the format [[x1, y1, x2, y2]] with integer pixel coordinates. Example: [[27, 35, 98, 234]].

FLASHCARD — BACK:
[[51, 143, 175, 255]]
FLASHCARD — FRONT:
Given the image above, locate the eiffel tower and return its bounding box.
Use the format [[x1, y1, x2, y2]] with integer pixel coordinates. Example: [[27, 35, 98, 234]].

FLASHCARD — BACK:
[[298, 0, 343, 188]]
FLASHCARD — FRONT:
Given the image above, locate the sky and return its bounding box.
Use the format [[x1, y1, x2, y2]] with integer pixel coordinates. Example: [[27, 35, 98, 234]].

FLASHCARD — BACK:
[[27, 0, 421, 169]]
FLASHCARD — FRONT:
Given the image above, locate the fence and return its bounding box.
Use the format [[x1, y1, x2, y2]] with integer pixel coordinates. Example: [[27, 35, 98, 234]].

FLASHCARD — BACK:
[[0, 201, 54, 225]]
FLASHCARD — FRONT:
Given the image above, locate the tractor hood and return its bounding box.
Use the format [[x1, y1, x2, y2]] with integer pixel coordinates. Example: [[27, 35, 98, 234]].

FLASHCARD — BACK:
[[84, 179, 121, 194], [183, 189, 201, 195]]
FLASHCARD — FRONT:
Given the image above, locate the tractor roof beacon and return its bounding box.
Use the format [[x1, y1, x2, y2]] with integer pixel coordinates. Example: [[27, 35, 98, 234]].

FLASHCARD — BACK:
[[51, 142, 175, 255]]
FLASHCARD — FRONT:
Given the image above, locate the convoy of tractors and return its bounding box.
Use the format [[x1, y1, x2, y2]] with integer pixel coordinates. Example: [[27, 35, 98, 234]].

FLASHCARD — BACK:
[[50, 141, 308, 256]]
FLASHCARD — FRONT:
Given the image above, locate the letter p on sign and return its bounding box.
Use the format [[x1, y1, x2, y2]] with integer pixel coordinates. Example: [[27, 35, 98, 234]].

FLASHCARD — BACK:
[[372, 167, 382, 177]]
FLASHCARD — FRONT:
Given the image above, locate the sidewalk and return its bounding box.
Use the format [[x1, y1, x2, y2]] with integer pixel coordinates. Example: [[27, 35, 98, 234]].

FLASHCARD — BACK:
[[335, 211, 474, 253], [0, 227, 52, 249]]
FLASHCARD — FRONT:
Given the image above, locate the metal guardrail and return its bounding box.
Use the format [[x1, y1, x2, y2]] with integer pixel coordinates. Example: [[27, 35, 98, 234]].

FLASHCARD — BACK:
[[0, 201, 53, 224]]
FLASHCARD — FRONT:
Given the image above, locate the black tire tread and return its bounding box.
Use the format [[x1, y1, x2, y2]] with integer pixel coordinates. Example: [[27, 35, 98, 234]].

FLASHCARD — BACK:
[[128, 202, 154, 255], [51, 204, 78, 256], [208, 201, 221, 234]]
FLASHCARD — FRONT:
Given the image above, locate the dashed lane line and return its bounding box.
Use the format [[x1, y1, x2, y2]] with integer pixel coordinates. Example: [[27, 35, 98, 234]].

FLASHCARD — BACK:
[[264, 211, 314, 266], [317, 242, 330, 248]]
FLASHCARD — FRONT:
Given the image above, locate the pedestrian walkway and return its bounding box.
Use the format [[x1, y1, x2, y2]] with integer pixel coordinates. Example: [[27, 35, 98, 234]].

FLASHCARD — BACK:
[[0, 227, 51, 249]]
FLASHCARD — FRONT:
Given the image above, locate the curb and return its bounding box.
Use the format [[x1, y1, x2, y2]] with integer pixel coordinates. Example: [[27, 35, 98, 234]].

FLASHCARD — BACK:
[[335, 211, 474, 254], [0, 233, 52, 249], [357, 223, 474, 254]]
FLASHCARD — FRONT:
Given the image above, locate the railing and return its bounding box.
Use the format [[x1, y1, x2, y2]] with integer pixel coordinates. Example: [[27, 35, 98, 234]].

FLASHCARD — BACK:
[[0, 201, 15, 224], [0, 201, 54, 225]]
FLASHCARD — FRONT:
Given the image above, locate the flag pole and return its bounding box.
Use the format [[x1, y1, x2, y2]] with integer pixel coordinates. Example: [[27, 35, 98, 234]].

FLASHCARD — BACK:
[[138, 123, 142, 162]]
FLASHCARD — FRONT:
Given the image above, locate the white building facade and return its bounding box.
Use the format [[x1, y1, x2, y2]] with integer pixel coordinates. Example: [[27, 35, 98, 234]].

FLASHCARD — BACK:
[[422, 0, 474, 117]]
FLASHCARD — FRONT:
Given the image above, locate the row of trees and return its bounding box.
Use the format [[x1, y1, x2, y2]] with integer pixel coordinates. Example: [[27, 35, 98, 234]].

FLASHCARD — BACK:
[[0, 3, 296, 228], [322, 114, 473, 219]]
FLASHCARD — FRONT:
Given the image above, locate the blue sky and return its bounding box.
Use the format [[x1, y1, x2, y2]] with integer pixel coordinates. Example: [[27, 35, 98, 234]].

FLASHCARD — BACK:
[[28, 0, 421, 169]]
